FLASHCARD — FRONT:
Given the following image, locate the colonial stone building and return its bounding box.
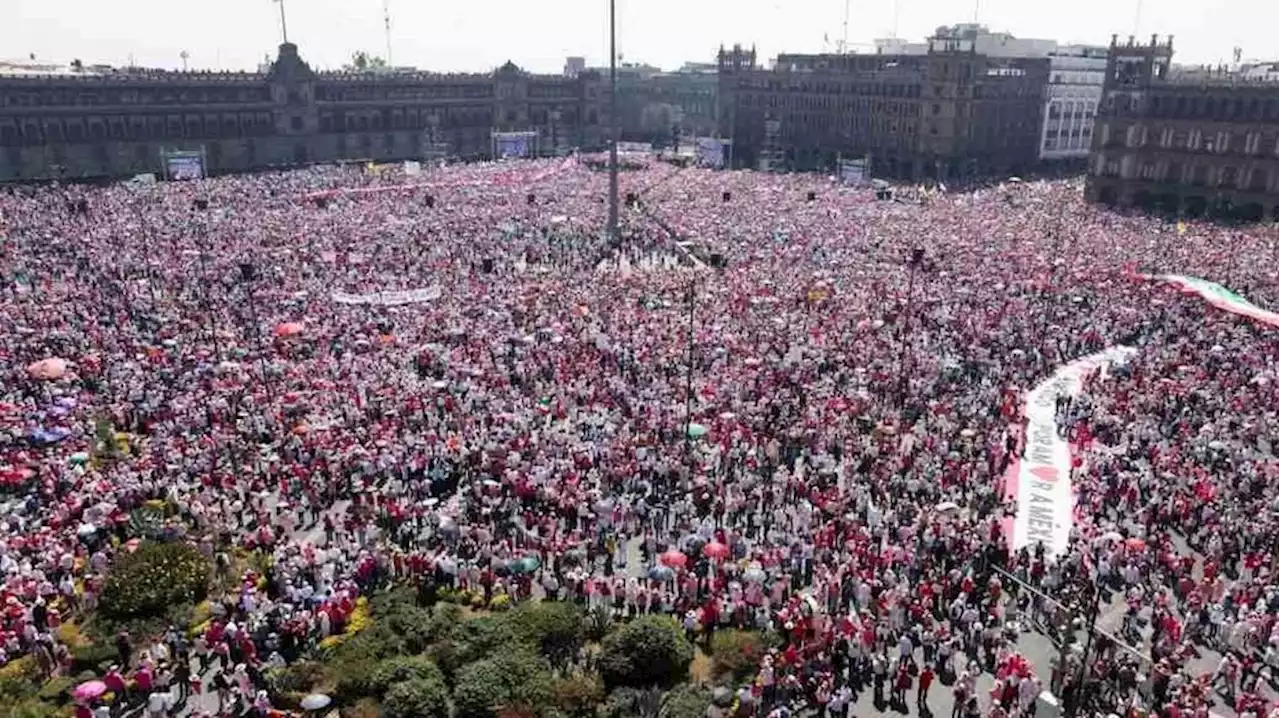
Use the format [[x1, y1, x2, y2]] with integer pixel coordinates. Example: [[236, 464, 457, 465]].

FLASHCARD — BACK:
[[715, 32, 1051, 180], [608, 64, 717, 148], [1085, 35, 1279, 221], [0, 43, 611, 181]]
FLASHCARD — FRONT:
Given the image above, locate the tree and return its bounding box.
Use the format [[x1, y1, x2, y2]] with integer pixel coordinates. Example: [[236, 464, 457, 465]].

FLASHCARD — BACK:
[[370, 656, 445, 695], [453, 652, 554, 718], [551, 673, 605, 718], [345, 51, 389, 72], [99, 542, 209, 619], [384, 677, 450, 718], [602, 685, 713, 718], [509, 602, 585, 668], [597, 615, 694, 690], [709, 629, 774, 682], [454, 614, 522, 666]]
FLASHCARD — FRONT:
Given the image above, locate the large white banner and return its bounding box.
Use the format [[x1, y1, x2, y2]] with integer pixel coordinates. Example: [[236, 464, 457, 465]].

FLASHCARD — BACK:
[[331, 287, 441, 306], [1010, 345, 1136, 558]]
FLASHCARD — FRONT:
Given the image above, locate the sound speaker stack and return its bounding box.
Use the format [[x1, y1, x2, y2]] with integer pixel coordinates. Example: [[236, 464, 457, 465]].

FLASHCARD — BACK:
[[806, 191, 816, 202], [193, 198, 209, 211], [424, 195, 435, 209], [710, 253, 726, 269], [722, 191, 731, 203], [314, 197, 328, 210], [527, 193, 536, 205], [481, 258, 494, 274]]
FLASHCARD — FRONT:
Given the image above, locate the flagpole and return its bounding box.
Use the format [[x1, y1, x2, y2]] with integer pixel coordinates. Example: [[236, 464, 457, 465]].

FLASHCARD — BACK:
[[606, 0, 620, 244], [275, 0, 290, 44]]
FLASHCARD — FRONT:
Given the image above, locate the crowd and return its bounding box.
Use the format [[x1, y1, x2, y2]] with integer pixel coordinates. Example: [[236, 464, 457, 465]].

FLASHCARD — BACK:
[[0, 158, 1274, 718]]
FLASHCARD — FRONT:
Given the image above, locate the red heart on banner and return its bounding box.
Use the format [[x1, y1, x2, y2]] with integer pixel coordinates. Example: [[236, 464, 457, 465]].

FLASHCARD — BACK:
[[1030, 466, 1058, 482]]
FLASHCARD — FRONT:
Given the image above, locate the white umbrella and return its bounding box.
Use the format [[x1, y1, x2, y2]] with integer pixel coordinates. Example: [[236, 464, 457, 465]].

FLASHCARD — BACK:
[[300, 694, 331, 711]]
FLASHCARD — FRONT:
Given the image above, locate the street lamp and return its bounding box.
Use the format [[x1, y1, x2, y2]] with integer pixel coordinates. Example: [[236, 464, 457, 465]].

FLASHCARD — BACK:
[[682, 259, 725, 466], [238, 261, 274, 403], [1064, 574, 1102, 718], [893, 247, 925, 407]]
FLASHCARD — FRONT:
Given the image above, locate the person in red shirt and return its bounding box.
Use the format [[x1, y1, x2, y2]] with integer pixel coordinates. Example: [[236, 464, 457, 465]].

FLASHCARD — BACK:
[[918, 665, 935, 707]]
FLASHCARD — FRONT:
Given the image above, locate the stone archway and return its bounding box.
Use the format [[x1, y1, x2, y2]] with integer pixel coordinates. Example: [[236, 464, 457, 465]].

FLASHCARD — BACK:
[[1131, 190, 1154, 210], [1098, 186, 1118, 206]]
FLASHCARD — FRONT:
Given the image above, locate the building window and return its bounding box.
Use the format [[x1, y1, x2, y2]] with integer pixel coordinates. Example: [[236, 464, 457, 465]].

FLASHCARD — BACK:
[[1140, 163, 1157, 180], [1214, 132, 1229, 153], [1044, 137, 1057, 150], [1166, 163, 1183, 183], [1249, 168, 1269, 191], [1244, 132, 1261, 154], [1187, 130, 1201, 150], [1159, 127, 1174, 148], [1219, 166, 1238, 188]]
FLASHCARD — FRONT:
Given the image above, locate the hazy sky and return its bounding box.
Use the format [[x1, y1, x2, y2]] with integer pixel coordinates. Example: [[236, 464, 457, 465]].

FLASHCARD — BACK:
[[4, 0, 1276, 74]]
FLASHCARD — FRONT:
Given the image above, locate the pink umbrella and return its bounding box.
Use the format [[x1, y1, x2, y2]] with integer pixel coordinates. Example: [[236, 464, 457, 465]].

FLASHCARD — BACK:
[[658, 550, 688, 569], [73, 680, 107, 702], [26, 358, 68, 380], [273, 322, 305, 338], [702, 542, 730, 560]]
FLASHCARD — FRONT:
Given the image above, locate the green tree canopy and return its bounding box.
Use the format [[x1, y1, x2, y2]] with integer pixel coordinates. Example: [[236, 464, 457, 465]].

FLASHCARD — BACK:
[[597, 615, 694, 689]]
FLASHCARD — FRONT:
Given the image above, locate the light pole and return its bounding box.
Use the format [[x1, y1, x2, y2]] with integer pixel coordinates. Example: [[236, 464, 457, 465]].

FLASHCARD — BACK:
[[893, 248, 925, 407], [196, 221, 222, 363], [606, 0, 620, 243], [1064, 575, 1102, 718], [683, 279, 697, 463], [239, 262, 274, 404]]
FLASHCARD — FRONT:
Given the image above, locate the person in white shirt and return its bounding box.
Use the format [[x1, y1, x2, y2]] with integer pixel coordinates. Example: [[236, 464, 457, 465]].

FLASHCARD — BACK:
[[146, 688, 171, 718], [897, 633, 914, 666]]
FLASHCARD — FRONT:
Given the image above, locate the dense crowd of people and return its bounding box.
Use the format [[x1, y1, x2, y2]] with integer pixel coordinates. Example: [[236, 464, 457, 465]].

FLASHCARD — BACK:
[[0, 158, 1274, 718]]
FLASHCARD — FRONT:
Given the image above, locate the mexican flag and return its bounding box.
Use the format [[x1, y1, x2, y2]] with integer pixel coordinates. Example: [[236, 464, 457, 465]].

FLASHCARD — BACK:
[[1143, 274, 1279, 328]]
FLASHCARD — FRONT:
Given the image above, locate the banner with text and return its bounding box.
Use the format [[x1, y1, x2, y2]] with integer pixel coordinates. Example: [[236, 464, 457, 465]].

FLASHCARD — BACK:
[[331, 287, 442, 306], [1008, 345, 1136, 558]]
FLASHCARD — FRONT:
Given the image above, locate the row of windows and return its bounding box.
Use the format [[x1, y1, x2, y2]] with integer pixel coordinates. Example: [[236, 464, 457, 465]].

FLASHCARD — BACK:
[[0, 87, 272, 107], [1043, 133, 1090, 151], [316, 106, 588, 133], [737, 79, 924, 99], [1147, 93, 1278, 122], [1126, 159, 1274, 191], [1122, 125, 1277, 155], [1047, 101, 1097, 119], [0, 113, 275, 146]]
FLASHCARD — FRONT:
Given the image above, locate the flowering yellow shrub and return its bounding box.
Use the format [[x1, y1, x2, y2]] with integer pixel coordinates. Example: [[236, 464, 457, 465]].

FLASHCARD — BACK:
[[0, 656, 37, 680], [346, 597, 372, 635], [318, 634, 348, 651]]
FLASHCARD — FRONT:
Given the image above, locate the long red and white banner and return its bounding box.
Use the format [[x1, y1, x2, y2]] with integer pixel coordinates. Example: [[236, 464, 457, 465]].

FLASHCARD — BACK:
[[1003, 345, 1136, 558]]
